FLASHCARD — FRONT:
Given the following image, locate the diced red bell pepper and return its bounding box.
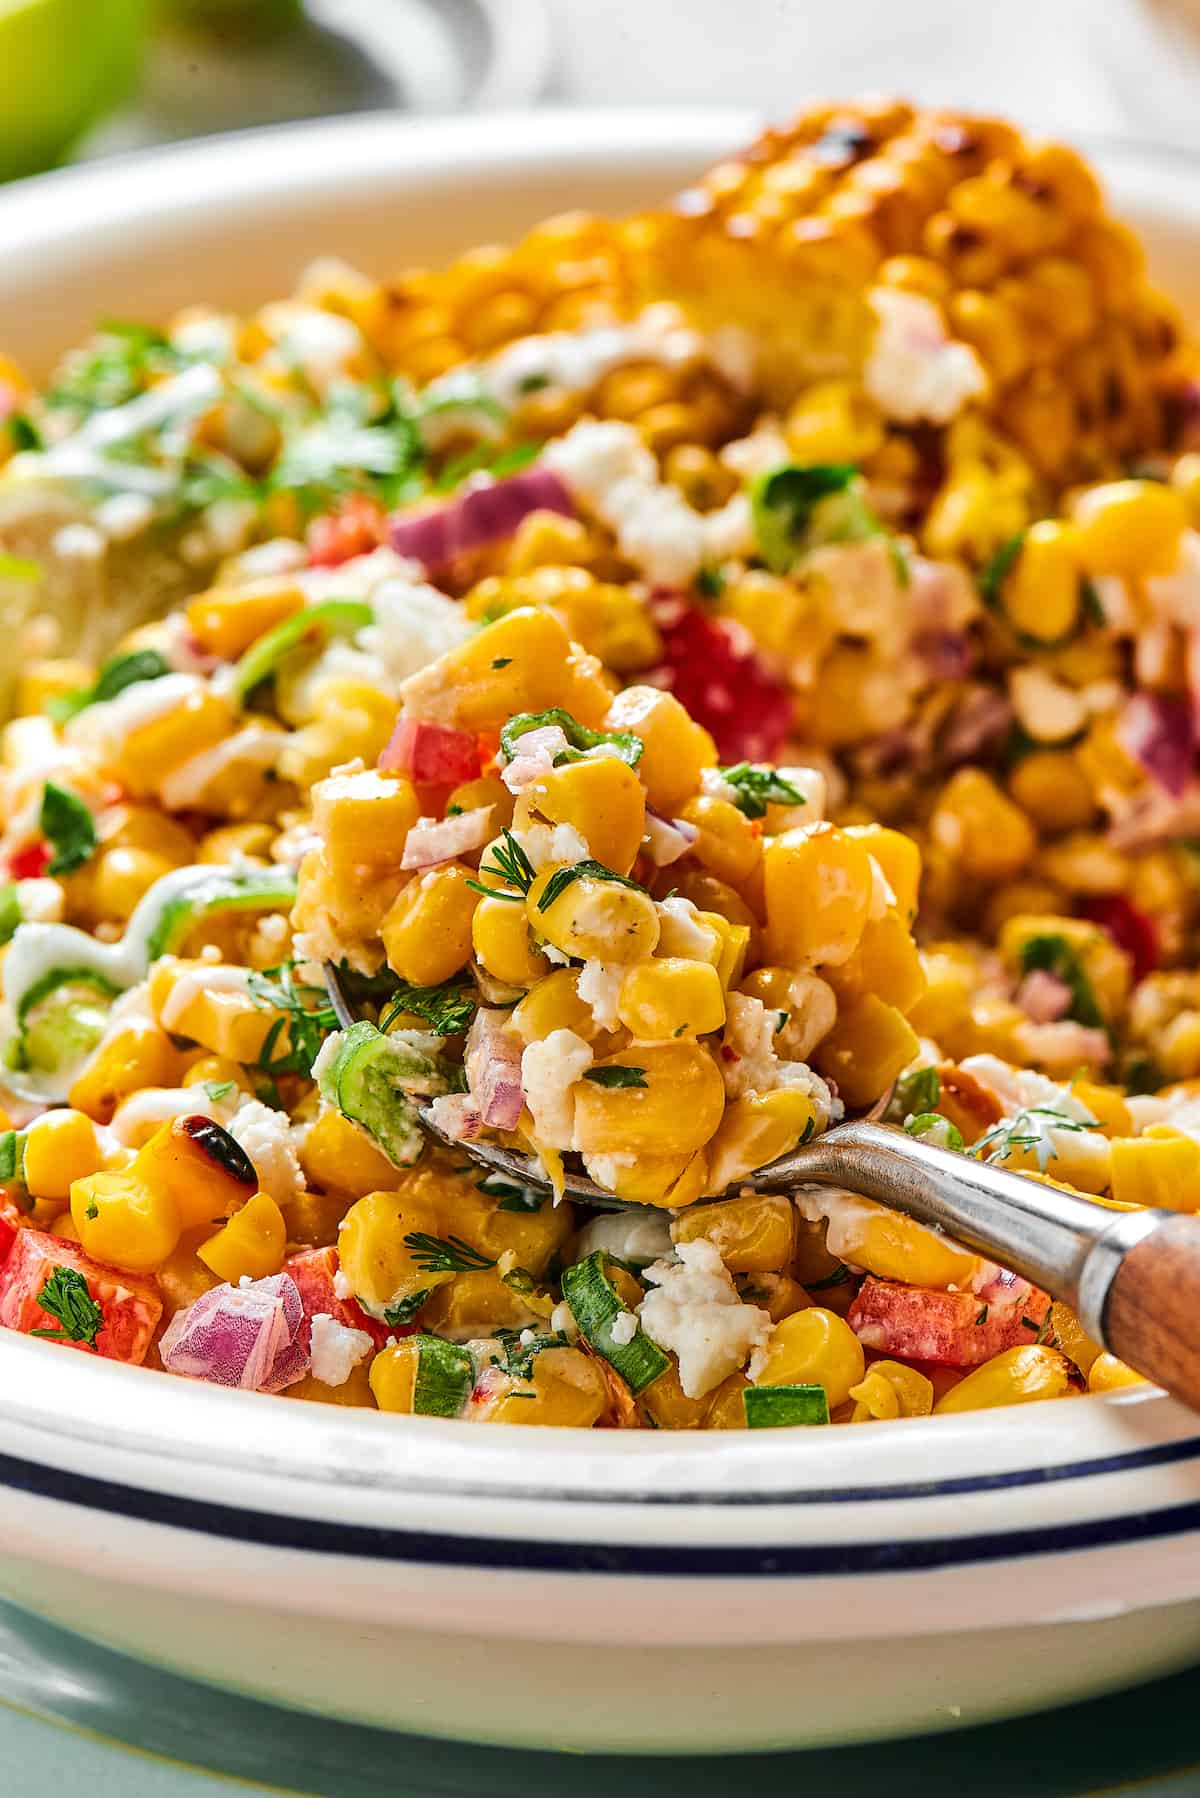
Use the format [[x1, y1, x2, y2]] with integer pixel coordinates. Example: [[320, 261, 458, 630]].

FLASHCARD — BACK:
[[283, 1246, 396, 1351], [1079, 894, 1160, 983], [379, 715, 482, 785], [647, 597, 794, 763], [7, 840, 50, 882], [0, 1203, 19, 1271], [0, 1229, 161, 1365], [307, 495, 386, 568], [847, 1275, 1051, 1368]]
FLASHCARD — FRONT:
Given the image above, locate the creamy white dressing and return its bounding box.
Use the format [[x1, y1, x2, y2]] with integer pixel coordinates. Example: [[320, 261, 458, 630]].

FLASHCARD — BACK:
[[109, 1084, 226, 1147], [159, 726, 281, 812], [65, 671, 204, 763], [158, 961, 254, 1032]]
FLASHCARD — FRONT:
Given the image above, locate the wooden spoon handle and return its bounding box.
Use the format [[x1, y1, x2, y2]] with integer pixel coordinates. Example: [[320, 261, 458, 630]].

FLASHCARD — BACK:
[[1103, 1213, 1200, 1411]]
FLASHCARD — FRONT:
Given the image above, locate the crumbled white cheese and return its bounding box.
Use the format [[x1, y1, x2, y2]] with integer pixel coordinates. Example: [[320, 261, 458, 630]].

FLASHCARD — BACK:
[[654, 895, 722, 964], [863, 288, 986, 426], [720, 993, 785, 1099], [576, 960, 625, 1031], [572, 1207, 674, 1268], [1009, 666, 1089, 744], [261, 303, 364, 388], [309, 1313, 374, 1387], [332, 1269, 354, 1302], [520, 1028, 594, 1149], [359, 578, 473, 687], [609, 1310, 639, 1347], [519, 821, 590, 871], [226, 1100, 306, 1206], [638, 1239, 772, 1399]]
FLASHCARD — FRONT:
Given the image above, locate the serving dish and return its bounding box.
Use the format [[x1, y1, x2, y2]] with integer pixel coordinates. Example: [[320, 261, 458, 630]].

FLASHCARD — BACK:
[[3, 110, 1200, 1754]]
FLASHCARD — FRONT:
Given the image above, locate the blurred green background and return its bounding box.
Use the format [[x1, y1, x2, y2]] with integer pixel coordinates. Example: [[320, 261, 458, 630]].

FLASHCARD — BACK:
[[0, 0, 146, 179]]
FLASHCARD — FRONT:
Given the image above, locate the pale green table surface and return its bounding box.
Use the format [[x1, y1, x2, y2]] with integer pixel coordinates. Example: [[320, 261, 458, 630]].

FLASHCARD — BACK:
[[3, 1598, 1199, 1796]]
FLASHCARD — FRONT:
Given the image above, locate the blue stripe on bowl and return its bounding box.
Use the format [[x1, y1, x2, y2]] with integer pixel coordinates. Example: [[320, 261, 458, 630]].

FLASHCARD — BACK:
[[2, 1448, 1199, 1576]]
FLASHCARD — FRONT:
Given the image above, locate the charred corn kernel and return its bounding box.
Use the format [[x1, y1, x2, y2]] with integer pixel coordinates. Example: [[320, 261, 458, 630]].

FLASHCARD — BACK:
[[1088, 1351, 1147, 1393], [946, 288, 1030, 386], [783, 378, 883, 464], [338, 1190, 454, 1319], [583, 1149, 708, 1208], [1001, 520, 1081, 643], [185, 580, 305, 660], [824, 909, 926, 1016], [70, 1169, 181, 1272], [844, 824, 921, 923], [1109, 1128, 1200, 1212], [752, 1307, 865, 1408], [312, 767, 420, 883], [1047, 1301, 1103, 1376], [380, 864, 478, 987], [200, 823, 274, 866], [472, 894, 551, 988], [445, 773, 515, 832], [181, 1056, 255, 1098], [68, 1024, 179, 1125], [849, 1360, 934, 1422], [664, 443, 738, 510], [815, 995, 919, 1109], [516, 757, 645, 875], [673, 1193, 796, 1273], [133, 1115, 257, 1231], [677, 795, 762, 891], [640, 1361, 712, 1430], [400, 608, 610, 733], [1069, 1082, 1132, 1139], [198, 1192, 288, 1283], [298, 1100, 399, 1201], [936, 1346, 1075, 1414], [148, 959, 282, 1064], [418, 1268, 540, 1338], [484, 1346, 609, 1427], [510, 969, 595, 1043], [23, 1110, 105, 1201], [528, 864, 660, 965], [283, 1187, 353, 1250], [1073, 480, 1188, 579], [764, 823, 874, 969], [573, 1043, 725, 1159], [615, 958, 726, 1040], [703, 1371, 750, 1429], [1008, 750, 1096, 833], [603, 686, 717, 813], [703, 1090, 818, 1196], [930, 768, 1036, 881], [118, 688, 234, 798]]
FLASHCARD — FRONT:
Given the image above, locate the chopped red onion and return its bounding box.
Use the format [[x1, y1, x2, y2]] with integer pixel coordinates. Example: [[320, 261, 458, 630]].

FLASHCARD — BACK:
[[1118, 691, 1196, 799], [401, 804, 494, 870], [642, 810, 699, 868], [379, 716, 481, 784], [939, 687, 1014, 766], [158, 1272, 309, 1393], [465, 1007, 526, 1131], [500, 725, 570, 794], [913, 628, 972, 681], [389, 466, 574, 572], [1015, 968, 1073, 1025]]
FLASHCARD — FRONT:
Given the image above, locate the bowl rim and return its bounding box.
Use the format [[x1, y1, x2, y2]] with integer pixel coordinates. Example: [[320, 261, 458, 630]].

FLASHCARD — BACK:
[[3, 109, 1200, 1552]]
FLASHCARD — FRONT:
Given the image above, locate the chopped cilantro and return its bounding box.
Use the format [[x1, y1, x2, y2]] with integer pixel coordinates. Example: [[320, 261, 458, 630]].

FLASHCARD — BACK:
[[1018, 933, 1105, 1031], [403, 1232, 496, 1275], [695, 566, 726, 599], [39, 783, 97, 876], [720, 761, 805, 820], [48, 648, 172, 725], [977, 533, 1024, 610], [378, 978, 476, 1037], [584, 1066, 649, 1089], [499, 708, 644, 771], [247, 961, 338, 1077]]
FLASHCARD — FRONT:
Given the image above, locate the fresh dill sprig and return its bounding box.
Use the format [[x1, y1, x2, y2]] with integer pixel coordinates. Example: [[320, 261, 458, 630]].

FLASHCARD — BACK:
[[972, 1103, 1100, 1173], [466, 828, 537, 901], [402, 1232, 497, 1276], [248, 960, 338, 1077]]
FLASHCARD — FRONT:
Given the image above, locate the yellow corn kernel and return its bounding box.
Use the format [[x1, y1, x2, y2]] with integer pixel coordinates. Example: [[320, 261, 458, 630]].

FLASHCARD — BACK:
[[640, 1361, 713, 1430], [817, 1191, 980, 1289], [1109, 1128, 1200, 1212], [147, 959, 281, 1064], [311, 767, 421, 884], [528, 864, 660, 965], [90, 848, 178, 923], [287, 1363, 378, 1410], [752, 1307, 865, 1408], [181, 1056, 255, 1098], [1069, 1081, 1132, 1139], [1000, 520, 1081, 643], [703, 1089, 817, 1196], [428, 1176, 574, 1276], [616, 957, 726, 1041], [763, 823, 874, 969], [573, 1043, 725, 1159], [736, 966, 837, 1059], [484, 1346, 609, 1427], [1088, 1351, 1147, 1393], [1008, 750, 1097, 834], [930, 768, 1037, 881], [676, 795, 763, 893], [369, 1339, 423, 1413], [849, 1360, 934, 1422], [380, 864, 478, 987], [185, 579, 305, 660], [516, 756, 645, 875], [824, 909, 926, 1016], [602, 685, 717, 813], [199, 823, 274, 866], [68, 1024, 180, 1125], [118, 689, 234, 798], [906, 947, 976, 1043], [673, 1193, 795, 1273], [70, 1170, 181, 1272], [444, 774, 515, 833], [998, 913, 1131, 1019], [510, 969, 595, 1043], [198, 1192, 288, 1283], [1073, 479, 1188, 579], [654, 904, 723, 967], [17, 659, 95, 717], [703, 1371, 750, 1430], [472, 894, 551, 988], [583, 1150, 708, 1209], [399, 607, 610, 733], [22, 1110, 104, 1202], [814, 995, 919, 1109], [279, 680, 397, 788], [739, 1272, 810, 1324], [712, 919, 752, 991], [1047, 1300, 1103, 1376], [844, 824, 921, 923], [783, 378, 883, 465], [935, 1346, 1076, 1414], [418, 1267, 540, 1338], [547, 575, 662, 672], [337, 1190, 454, 1320]]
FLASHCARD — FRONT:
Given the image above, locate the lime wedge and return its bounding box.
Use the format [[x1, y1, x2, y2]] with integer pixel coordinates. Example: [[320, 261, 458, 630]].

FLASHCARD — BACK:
[[0, 0, 146, 181]]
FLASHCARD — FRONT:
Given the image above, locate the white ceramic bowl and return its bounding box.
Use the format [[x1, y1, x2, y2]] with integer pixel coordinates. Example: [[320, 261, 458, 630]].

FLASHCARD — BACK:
[[3, 112, 1200, 1757]]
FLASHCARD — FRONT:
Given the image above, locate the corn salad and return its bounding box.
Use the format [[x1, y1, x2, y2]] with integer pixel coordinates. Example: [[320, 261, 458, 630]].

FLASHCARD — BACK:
[[1, 100, 1198, 1428]]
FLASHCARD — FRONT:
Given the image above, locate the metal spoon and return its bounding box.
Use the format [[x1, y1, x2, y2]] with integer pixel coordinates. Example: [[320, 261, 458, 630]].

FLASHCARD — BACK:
[[325, 964, 1200, 1409]]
